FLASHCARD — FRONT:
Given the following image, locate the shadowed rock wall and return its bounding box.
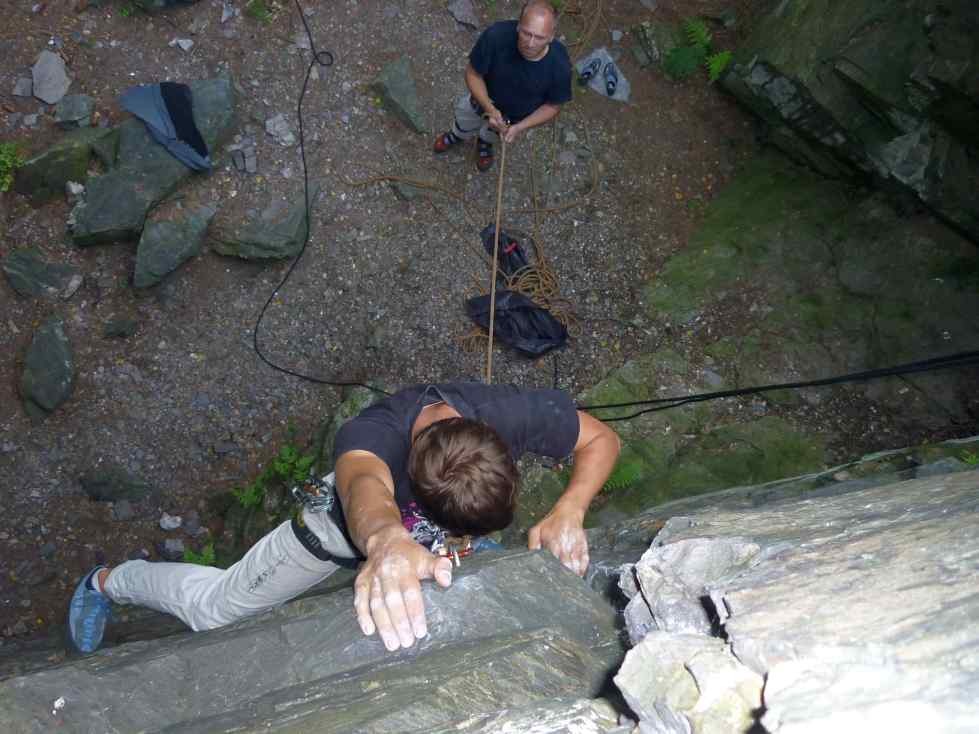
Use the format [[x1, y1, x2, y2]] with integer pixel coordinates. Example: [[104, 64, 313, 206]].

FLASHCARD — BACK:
[[721, 0, 979, 241]]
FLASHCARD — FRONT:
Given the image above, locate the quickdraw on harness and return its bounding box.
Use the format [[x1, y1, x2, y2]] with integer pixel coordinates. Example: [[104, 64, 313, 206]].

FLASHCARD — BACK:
[[290, 471, 337, 513]]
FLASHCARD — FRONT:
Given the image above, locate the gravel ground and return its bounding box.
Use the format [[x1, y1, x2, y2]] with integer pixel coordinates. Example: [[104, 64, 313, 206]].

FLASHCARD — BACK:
[[0, 0, 963, 646]]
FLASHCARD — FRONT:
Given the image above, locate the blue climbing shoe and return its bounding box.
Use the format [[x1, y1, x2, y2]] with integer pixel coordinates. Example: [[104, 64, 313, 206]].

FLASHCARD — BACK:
[[604, 62, 619, 97], [578, 57, 601, 85], [67, 567, 110, 654]]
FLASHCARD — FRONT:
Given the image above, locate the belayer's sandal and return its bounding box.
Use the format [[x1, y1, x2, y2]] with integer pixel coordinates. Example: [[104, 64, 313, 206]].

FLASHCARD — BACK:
[[476, 139, 494, 172], [433, 130, 462, 153]]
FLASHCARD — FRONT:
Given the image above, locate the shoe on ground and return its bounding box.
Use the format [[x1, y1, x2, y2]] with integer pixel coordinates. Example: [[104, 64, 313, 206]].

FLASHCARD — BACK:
[[433, 131, 461, 154], [67, 566, 110, 654], [604, 62, 619, 97], [477, 140, 494, 172], [578, 57, 601, 85]]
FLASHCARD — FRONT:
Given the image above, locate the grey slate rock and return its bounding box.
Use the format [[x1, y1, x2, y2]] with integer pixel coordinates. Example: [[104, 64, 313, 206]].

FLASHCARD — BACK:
[[134, 205, 216, 287], [212, 184, 319, 260], [1, 249, 81, 300], [70, 77, 236, 246], [447, 0, 479, 29], [54, 94, 94, 129], [372, 57, 427, 134], [14, 126, 116, 204], [19, 317, 74, 417], [32, 51, 71, 104], [0, 551, 621, 732], [79, 465, 155, 502], [612, 467, 979, 733], [430, 698, 622, 733], [13, 77, 33, 97], [103, 317, 138, 338]]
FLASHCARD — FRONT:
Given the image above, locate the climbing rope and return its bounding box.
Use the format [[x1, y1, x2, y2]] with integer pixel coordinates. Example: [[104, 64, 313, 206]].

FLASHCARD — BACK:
[[485, 136, 508, 384]]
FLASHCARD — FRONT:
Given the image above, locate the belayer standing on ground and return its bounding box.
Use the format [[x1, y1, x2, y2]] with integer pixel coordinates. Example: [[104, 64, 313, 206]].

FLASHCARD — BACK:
[[68, 383, 619, 654], [433, 0, 572, 171]]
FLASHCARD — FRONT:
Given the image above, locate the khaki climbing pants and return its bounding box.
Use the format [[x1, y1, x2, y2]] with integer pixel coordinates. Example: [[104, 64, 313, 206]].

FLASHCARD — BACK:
[[103, 494, 357, 632], [451, 94, 500, 144]]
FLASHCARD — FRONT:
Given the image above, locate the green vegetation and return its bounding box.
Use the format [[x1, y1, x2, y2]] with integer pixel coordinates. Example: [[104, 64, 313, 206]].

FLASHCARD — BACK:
[[183, 542, 216, 566], [232, 441, 316, 509], [244, 0, 273, 22], [0, 142, 23, 193], [962, 451, 979, 466], [663, 18, 732, 82]]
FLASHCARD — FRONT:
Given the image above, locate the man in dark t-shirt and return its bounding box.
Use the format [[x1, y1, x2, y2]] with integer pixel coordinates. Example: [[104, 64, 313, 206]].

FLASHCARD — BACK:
[[67, 382, 620, 658], [433, 1, 572, 171]]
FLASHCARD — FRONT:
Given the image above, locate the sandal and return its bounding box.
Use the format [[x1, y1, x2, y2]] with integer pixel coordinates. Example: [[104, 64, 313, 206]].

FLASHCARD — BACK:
[[476, 139, 494, 172]]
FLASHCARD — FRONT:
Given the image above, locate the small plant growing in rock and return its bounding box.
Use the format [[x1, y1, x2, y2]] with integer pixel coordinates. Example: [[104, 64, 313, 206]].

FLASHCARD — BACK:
[[962, 450, 979, 466], [232, 441, 316, 509], [183, 542, 216, 566], [663, 17, 732, 83], [244, 0, 273, 22], [0, 142, 23, 193]]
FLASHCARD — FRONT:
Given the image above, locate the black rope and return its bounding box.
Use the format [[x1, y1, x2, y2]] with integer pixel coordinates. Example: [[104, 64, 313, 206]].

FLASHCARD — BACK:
[[578, 350, 979, 422], [250, 0, 390, 397]]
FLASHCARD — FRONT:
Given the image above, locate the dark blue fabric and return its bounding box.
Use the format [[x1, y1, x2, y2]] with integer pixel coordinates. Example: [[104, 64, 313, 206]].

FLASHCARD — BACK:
[[120, 83, 211, 171], [469, 20, 572, 122], [333, 383, 580, 511]]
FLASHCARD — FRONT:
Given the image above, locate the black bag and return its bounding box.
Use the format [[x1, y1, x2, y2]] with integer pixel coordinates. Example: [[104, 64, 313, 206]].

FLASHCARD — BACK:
[[466, 290, 568, 357], [481, 224, 529, 279]]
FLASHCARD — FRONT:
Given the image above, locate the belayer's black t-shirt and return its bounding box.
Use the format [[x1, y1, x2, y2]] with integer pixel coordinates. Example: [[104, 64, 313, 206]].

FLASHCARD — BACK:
[[333, 383, 580, 543], [469, 20, 572, 122]]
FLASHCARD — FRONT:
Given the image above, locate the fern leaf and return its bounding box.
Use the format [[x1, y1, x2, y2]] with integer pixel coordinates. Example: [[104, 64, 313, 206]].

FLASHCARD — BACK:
[[683, 18, 712, 50], [663, 44, 707, 80], [706, 50, 732, 82]]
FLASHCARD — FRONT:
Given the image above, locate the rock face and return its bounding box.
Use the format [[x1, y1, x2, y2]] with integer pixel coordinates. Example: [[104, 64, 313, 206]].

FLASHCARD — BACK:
[[134, 205, 216, 287], [14, 127, 117, 204], [69, 77, 235, 246], [721, 0, 979, 241], [610, 464, 979, 733], [0, 552, 622, 732], [372, 57, 427, 134], [19, 317, 74, 417]]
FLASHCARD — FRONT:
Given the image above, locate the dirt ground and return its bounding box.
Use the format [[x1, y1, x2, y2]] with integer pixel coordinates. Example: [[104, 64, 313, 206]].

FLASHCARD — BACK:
[[0, 0, 965, 647]]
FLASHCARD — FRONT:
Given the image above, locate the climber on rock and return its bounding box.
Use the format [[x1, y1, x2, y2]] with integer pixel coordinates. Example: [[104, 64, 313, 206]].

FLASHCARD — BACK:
[[67, 383, 620, 654]]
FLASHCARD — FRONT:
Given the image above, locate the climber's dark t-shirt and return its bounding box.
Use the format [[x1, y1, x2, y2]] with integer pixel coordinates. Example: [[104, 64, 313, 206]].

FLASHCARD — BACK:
[[469, 20, 572, 122], [333, 383, 579, 542]]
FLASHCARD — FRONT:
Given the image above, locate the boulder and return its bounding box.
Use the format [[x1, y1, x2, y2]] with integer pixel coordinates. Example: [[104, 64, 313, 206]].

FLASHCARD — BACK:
[[19, 316, 74, 417], [13, 127, 117, 204], [69, 76, 236, 246], [54, 94, 94, 129], [0, 551, 622, 731], [212, 184, 318, 260], [612, 466, 979, 733], [372, 57, 427, 134], [1, 249, 81, 299], [31, 50, 70, 104], [721, 0, 979, 241], [134, 205, 216, 287], [614, 632, 763, 734]]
